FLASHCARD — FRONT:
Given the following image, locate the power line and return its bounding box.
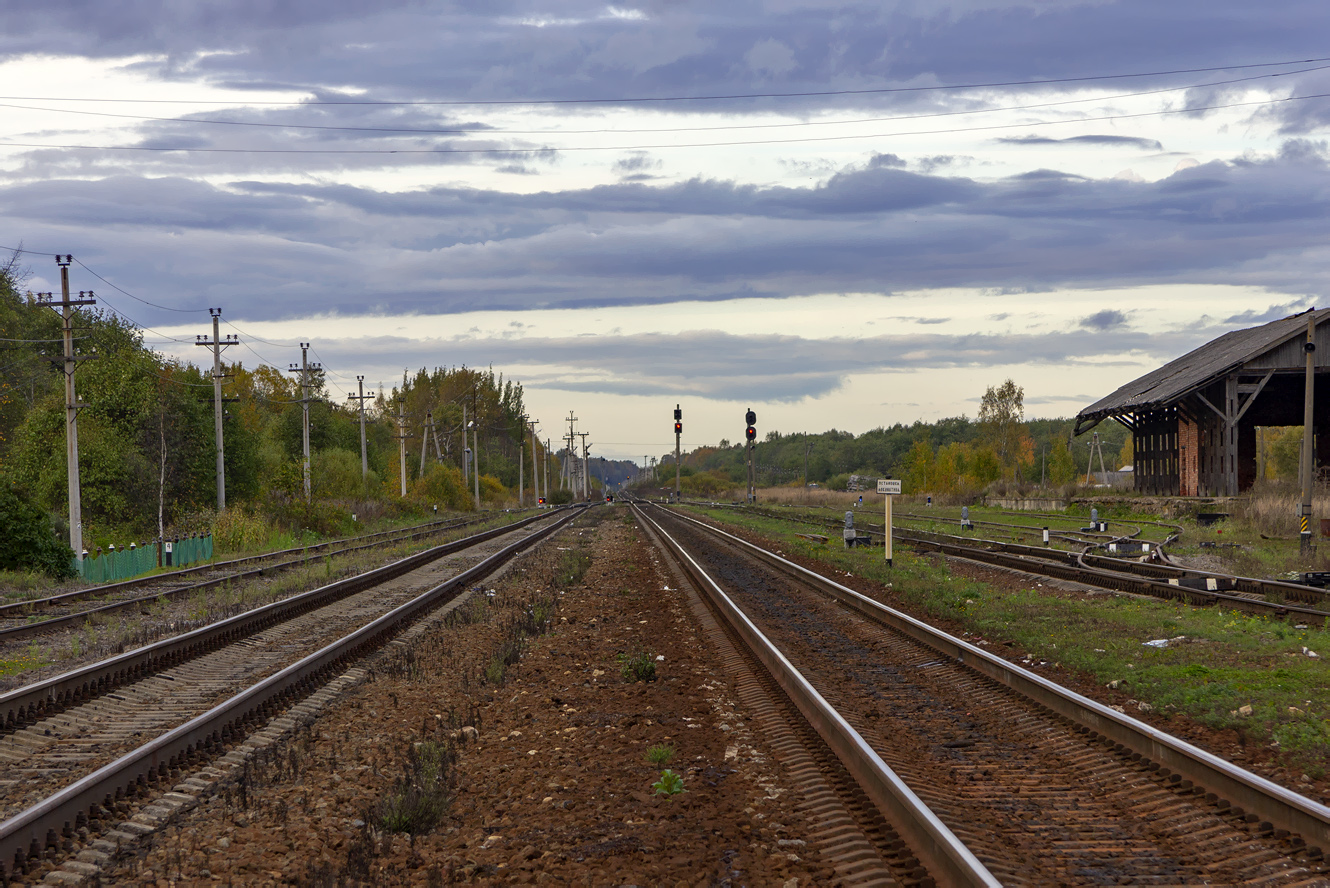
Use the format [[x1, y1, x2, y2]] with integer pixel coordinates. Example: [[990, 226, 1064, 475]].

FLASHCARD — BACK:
[[72, 257, 210, 314], [3, 64, 1323, 139], [0, 56, 1324, 107], [0, 244, 210, 314], [2, 91, 1324, 156]]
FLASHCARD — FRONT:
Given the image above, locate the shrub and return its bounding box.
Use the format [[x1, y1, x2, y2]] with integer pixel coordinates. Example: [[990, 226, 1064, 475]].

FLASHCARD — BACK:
[[547, 488, 574, 505], [212, 506, 272, 553], [413, 463, 471, 512], [0, 486, 75, 578]]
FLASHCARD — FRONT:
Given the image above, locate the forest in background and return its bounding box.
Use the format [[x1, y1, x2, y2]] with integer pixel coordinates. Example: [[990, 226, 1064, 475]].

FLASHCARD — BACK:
[[0, 251, 551, 575]]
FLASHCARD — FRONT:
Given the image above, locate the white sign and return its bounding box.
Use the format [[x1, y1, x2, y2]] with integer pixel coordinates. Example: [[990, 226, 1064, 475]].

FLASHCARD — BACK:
[[877, 479, 901, 495]]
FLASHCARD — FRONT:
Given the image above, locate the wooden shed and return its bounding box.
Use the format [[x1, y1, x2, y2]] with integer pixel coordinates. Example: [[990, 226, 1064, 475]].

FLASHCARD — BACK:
[[1074, 308, 1330, 496]]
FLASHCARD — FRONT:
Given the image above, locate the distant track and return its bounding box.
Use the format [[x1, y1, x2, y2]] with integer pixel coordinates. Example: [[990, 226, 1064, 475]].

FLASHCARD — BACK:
[[0, 513, 508, 642]]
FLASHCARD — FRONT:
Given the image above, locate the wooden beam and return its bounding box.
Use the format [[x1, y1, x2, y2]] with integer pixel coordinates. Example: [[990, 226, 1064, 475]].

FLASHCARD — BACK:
[[1233, 370, 1274, 424], [1193, 390, 1227, 421]]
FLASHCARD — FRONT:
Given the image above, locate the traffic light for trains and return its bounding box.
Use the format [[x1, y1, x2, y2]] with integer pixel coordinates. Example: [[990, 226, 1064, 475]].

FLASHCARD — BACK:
[[745, 425, 756, 442], [674, 421, 682, 435], [745, 407, 757, 442], [674, 405, 682, 422]]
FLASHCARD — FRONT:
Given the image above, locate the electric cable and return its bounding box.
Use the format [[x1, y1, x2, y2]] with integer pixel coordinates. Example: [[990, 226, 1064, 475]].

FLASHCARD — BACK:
[[3, 63, 1322, 138], [1, 56, 1325, 106], [2, 91, 1324, 155]]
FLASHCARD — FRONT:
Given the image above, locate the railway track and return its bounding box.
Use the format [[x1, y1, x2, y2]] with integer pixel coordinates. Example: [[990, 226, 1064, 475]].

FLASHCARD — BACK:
[[635, 501, 1330, 886], [0, 512, 506, 642], [695, 501, 1330, 625], [0, 505, 585, 881]]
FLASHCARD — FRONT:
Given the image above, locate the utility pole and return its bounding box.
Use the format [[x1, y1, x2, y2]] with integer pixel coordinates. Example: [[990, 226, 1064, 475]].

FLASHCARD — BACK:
[[394, 402, 408, 496], [37, 255, 96, 561], [545, 439, 552, 500], [517, 414, 526, 508], [528, 419, 540, 506], [579, 432, 590, 500], [195, 309, 237, 511], [472, 388, 481, 510], [803, 436, 811, 490], [1301, 312, 1317, 554], [287, 343, 319, 502], [420, 411, 433, 476], [347, 376, 372, 486]]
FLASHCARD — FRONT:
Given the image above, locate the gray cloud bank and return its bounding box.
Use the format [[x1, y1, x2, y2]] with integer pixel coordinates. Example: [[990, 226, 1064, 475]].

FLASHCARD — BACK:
[[6, 144, 1328, 324]]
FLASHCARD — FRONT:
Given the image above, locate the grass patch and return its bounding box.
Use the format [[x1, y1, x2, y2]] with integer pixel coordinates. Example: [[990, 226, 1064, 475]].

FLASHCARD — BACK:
[[645, 743, 676, 766], [376, 740, 456, 835], [619, 649, 657, 683], [554, 548, 592, 588]]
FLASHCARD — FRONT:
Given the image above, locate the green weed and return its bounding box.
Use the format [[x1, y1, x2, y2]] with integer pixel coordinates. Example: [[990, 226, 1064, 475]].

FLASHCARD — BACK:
[[619, 649, 657, 683], [651, 769, 686, 797], [645, 743, 676, 766]]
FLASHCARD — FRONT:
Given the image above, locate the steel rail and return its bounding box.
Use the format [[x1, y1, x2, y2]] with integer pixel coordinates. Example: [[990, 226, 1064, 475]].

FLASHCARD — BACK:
[[895, 530, 1329, 623], [0, 508, 570, 730], [0, 504, 586, 879], [661, 504, 1330, 857], [0, 514, 487, 618], [0, 515, 500, 638], [633, 502, 1001, 888]]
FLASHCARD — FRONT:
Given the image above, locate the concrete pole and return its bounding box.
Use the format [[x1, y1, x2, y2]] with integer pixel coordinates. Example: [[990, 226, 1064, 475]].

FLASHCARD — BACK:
[[420, 411, 431, 476], [1302, 312, 1317, 554], [211, 310, 226, 511], [398, 402, 407, 497], [356, 376, 368, 483], [54, 255, 93, 561]]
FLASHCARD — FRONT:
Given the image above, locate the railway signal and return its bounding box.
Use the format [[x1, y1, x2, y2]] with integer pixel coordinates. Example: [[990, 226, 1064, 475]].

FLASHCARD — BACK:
[[745, 408, 757, 503], [673, 404, 682, 500]]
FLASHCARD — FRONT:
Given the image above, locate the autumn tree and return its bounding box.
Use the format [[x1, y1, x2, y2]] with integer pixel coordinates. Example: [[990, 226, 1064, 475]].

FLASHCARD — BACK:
[[978, 379, 1025, 474]]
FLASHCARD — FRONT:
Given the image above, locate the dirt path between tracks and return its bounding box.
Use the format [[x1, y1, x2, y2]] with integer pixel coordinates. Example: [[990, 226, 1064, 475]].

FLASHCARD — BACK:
[[88, 507, 829, 887]]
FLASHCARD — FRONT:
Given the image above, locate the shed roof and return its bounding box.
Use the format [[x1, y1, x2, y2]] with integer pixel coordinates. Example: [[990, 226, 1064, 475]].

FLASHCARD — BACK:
[[1075, 308, 1330, 434]]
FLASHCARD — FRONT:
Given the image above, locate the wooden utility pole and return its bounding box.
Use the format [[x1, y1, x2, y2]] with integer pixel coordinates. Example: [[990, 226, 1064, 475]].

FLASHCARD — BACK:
[[347, 376, 373, 486], [1301, 312, 1317, 554], [420, 411, 433, 477], [196, 309, 237, 510], [288, 343, 319, 502], [38, 255, 96, 561]]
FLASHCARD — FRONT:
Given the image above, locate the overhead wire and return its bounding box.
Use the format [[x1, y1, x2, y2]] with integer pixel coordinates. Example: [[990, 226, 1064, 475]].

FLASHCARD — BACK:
[[2, 91, 1326, 155], [2, 64, 1324, 138], [1, 56, 1325, 106]]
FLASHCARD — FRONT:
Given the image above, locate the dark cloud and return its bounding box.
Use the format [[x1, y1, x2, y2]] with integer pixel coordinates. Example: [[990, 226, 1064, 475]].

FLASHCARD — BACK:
[[7, 148, 1330, 326], [1080, 309, 1128, 330], [998, 135, 1164, 151]]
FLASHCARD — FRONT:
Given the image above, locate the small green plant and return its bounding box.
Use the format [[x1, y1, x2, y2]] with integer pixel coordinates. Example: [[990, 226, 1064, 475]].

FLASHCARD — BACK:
[[645, 743, 676, 766], [652, 769, 686, 797], [377, 740, 456, 834], [555, 548, 592, 587], [619, 649, 657, 683], [484, 655, 507, 685]]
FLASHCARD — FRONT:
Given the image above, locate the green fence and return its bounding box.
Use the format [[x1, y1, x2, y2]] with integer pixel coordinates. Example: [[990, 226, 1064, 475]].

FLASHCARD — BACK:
[[72, 535, 213, 583]]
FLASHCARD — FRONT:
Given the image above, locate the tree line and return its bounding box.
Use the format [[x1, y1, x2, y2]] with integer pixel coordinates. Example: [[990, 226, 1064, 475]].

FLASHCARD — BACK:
[[0, 252, 547, 576], [650, 381, 1133, 497]]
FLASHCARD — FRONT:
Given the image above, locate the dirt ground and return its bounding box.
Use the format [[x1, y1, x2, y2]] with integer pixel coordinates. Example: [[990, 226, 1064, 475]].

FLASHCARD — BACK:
[[97, 506, 829, 886]]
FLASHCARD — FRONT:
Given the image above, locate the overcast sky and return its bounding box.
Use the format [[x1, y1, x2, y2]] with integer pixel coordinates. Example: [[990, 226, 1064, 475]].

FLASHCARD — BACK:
[[2, 1, 1328, 461]]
